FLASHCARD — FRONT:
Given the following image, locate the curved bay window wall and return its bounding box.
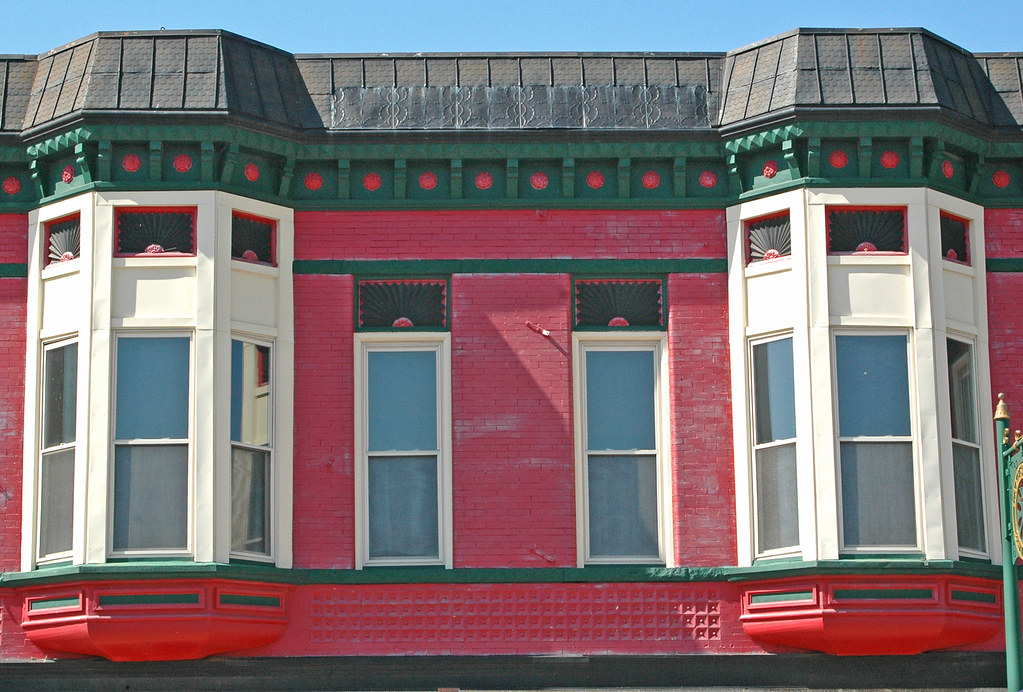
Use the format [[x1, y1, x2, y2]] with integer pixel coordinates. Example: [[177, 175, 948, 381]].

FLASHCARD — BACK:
[[728, 188, 997, 566], [22, 192, 294, 571]]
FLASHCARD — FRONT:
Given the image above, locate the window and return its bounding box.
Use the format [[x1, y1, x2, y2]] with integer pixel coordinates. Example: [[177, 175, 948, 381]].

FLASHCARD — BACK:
[[947, 338, 985, 554], [576, 339, 668, 564], [834, 334, 917, 550], [38, 341, 77, 560], [112, 336, 191, 552], [356, 336, 451, 566], [231, 339, 272, 557], [751, 337, 798, 555]]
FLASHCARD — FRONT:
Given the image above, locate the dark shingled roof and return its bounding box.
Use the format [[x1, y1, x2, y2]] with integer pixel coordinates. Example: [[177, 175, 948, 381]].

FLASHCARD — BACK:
[[1, 28, 1021, 137]]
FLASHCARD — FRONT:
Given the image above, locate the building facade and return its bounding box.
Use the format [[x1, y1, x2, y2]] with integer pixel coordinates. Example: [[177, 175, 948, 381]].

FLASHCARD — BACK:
[[0, 26, 1022, 686]]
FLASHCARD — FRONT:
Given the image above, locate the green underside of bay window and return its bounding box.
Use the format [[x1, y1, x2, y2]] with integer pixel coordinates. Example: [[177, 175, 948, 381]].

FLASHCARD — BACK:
[[0, 559, 1004, 588]]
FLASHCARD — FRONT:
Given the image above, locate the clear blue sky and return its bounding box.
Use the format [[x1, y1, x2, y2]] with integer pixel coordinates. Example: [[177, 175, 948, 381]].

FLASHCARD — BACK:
[[4, 0, 1018, 56]]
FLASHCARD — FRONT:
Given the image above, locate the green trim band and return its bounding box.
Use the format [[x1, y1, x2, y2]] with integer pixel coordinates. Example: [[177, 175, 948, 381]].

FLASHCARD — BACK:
[[832, 587, 934, 600], [0, 264, 28, 278], [98, 593, 200, 606], [987, 258, 1023, 273], [219, 593, 282, 608], [951, 589, 998, 604], [295, 258, 727, 276], [0, 559, 1004, 588], [28, 596, 79, 611], [748, 590, 814, 604]]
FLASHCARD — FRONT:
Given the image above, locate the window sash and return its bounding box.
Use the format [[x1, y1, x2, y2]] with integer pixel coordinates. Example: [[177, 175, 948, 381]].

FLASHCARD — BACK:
[[38, 341, 77, 561], [230, 338, 273, 557], [947, 338, 986, 554]]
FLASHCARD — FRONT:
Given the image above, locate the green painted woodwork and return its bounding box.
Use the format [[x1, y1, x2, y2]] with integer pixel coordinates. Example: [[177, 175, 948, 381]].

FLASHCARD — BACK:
[[219, 593, 281, 607], [98, 593, 201, 606], [748, 590, 814, 604], [832, 588, 934, 600], [28, 596, 80, 611], [294, 259, 727, 276], [0, 264, 28, 278], [950, 589, 997, 604]]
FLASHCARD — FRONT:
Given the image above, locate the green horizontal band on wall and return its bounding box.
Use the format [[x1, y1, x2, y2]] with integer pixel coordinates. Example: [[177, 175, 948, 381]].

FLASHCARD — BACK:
[[987, 258, 1023, 272], [0, 264, 28, 278], [294, 258, 728, 276], [748, 590, 814, 604], [951, 589, 997, 604], [219, 593, 282, 608], [98, 593, 201, 606], [28, 596, 79, 611], [0, 559, 1004, 588], [832, 588, 934, 600]]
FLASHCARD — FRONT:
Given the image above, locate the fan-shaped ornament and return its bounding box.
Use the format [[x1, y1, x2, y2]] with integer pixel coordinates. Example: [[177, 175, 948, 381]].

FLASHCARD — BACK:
[[827, 208, 905, 253], [576, 280, 662, 328], [47, 218, 80, 264], [117, 210, 195, 254], [359, 281, 446, 328], [747, 214, 791, 262], [232, 215, 274, 263], [940, 214, 968, 263]]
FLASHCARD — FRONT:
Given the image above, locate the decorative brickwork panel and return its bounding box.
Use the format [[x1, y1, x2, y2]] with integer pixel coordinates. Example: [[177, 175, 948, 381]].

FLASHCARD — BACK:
[[450, 274, 575, 567], [291, 275, 356, 568]]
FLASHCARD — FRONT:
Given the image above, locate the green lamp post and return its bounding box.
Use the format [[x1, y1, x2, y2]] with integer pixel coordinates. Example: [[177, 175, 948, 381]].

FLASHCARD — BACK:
[[995, 393, 1023, 692]]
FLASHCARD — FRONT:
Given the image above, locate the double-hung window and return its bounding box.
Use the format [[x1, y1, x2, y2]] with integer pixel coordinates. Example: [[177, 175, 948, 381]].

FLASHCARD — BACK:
[[112, 335, 191, 553], [356, 335, 451, 567], [750, 336, 798, 555], [38, 340, 77, 561], [576, 338, 668, 564], [834, 333, 917, 550], [947, 338, 986, 554], [231, 339, 272, 557]]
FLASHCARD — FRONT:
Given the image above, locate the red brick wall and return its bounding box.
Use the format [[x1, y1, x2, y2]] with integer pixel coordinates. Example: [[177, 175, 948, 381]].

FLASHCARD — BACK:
[[984, 209, 1023, 258], [668, 273, 735, 565], [0, 279, 26, 574], [450, 274, 575, 567], [0, 214, 27, 264], [985, 210, 1023, 416], [291, 275, 355, 569], [294, 209, 726, 260]]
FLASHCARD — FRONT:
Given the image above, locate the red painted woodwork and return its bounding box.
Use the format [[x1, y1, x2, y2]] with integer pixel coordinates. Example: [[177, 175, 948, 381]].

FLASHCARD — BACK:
[[19, 579, 289, 661], [739, 575, 1002, 655]]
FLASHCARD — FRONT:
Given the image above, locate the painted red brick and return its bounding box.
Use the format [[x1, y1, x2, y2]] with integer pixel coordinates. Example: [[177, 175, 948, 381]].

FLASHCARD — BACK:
[[291, 275, 355, 568], [667, 274, 735, 565], [0, 215, 27, 265], [451, 274, 575, 568], [0, 279, 26, 574], [988, 272, 1023, 417], [294, 209, 726, 261], [985, 209, 1023, 258]]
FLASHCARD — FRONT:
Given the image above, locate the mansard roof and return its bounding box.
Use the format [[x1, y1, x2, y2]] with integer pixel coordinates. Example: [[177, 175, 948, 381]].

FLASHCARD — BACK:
[[0, 28, 1021, 138]]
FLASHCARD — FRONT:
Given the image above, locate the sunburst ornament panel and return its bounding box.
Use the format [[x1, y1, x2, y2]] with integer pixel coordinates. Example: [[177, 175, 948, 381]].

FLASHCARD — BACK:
[[826, 208, 906, 253], [46, 215, 80, 265], [939, 212, 969, 263], [575, 279, 663, 328], [358, 280, 447, 329], [747, 213, 791, 263], [232, 213, 275, 263], [116, 209, 195, 254]]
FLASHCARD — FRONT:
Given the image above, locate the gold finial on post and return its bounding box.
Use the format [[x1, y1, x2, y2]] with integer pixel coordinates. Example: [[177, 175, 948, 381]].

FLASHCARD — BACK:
[[996, 392, 1010, 421]]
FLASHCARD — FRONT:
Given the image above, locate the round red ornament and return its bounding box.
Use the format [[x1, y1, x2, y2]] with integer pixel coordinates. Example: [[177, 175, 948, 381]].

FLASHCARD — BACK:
[[881, 150, 900, 169], [942, 160, 954, 179], [61, 165, 75, 184], [304, 172, 323, 190], [392, 317, 413, 328], [586, 171, 604, 189], [2, 177, 20, 195], [608, 316, 630, 327], [475, 172, 493, 190], [244, 163, 260, 182], [829, 150, 848, 169], [762, 161, 778, 179], [419, 172, 438, 190], [173, 154, 193, 173], [122, 153, 142, 173], [363, 172, 382, 191], [698, 170, 717, 188], [993, 170, 1011, 188], [641, 171, 660, 189], [530, 172, 549, 190]]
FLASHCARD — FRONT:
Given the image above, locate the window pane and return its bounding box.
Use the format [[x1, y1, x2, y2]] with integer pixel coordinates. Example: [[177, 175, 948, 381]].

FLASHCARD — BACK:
[[368, 455, 439, 559], [753, 338, 796, 444], [756, 443, 799, 552], [585, 350, 655, 451], [947, 340, 977, 444], [840, 441, 916, 547], [953, 442, 986, 552], [115, 337, 189, 439], [835, 335, 911, 437], [587, 454, 658, 558], [231, 341, 271, 446], [43, 344, 77, 448], [112, 445, 188, 550], [39, 448, 74, 557], [368, 351, 437, 452], [231, 447, 269, 554]]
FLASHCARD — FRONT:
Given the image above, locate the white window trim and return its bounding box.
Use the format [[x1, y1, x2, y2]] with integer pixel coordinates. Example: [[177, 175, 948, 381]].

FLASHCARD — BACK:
[[354, 332, 453, 569], [107, 331, 194, 559], [832, 329, 922, 555], [229, 334, 276, 563], [748, 332, 801, 560], [572, 332, 673, 567]]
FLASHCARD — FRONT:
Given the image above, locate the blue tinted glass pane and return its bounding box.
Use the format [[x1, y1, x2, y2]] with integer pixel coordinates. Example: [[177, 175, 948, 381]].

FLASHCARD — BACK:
[[368, 455, 439, 558], [835, 335, 910, 437], [753, 339, 796, 443], [368, 350, 437, 452], [115, 337, 189, 439], [586, 350, 655, 450], [43, 343, 77, 448], [231, 340, 271, 446]]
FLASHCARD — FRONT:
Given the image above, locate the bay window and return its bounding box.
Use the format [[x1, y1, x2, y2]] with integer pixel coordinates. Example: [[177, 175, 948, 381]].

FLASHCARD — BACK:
[[947, 338, 985, 554], [231, 339, 272, 557], [37, 340, 77, 561]]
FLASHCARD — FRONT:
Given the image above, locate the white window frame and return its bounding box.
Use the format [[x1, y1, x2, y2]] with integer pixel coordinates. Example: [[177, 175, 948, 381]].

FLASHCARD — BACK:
[[946, 335, 988, 558], [108, 331, 194, 558], [36, 337, 78, 564], [748, 332, 800, 559], [573, 333, 672, 567], [832, 329, 921, 555], [354, 332, 453, 568], [229, 335, 275, 562]]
